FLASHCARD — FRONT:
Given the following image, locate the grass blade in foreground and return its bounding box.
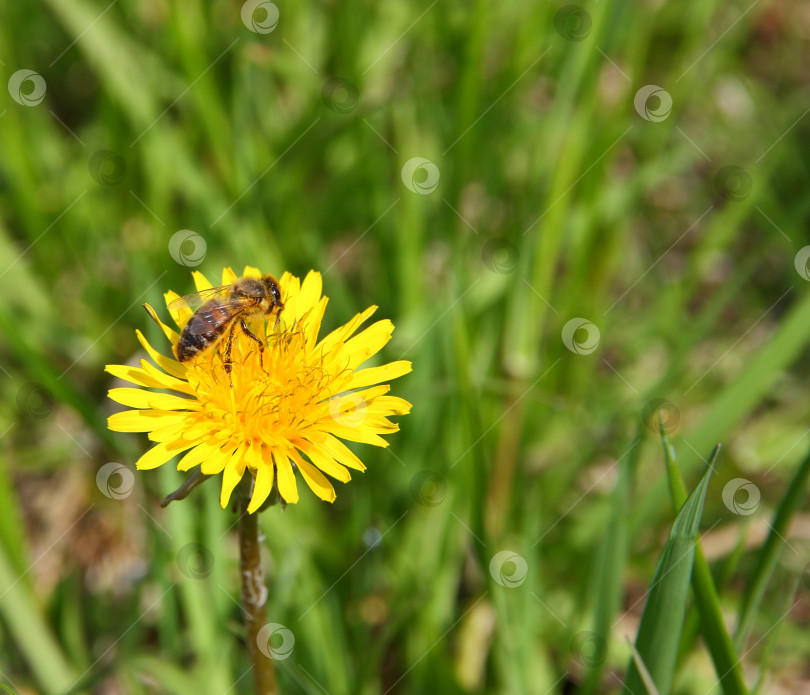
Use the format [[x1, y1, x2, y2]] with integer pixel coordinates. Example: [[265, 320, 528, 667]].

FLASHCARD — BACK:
[[623, 448, 716, 695], [626, 637, 661, 695], [660, 431, 748, 695]]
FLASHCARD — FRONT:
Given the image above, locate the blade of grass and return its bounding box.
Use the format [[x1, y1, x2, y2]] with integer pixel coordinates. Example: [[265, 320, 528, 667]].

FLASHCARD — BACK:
[[623, 448, 715, 695], [734, 445, 810, 648], [680, 290, 810, 472], [626, 636, 662, 695], [635, 288, 810, 527], [660, 428, 748, 695]]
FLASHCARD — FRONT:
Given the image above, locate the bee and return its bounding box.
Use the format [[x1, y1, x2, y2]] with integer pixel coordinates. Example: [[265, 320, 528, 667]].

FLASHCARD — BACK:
[[169, 274, 284, 375]]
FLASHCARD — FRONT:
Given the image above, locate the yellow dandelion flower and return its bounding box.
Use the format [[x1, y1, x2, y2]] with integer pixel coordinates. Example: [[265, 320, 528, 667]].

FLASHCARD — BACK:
[[106, 266, 412, 512]]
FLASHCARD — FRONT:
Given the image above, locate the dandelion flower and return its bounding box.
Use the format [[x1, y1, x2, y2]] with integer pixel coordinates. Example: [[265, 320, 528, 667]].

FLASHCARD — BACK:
[[106, 267, 412, 512]]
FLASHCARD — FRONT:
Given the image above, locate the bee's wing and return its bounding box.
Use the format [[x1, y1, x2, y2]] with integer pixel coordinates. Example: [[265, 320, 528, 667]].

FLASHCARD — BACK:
[[168, 286, 255, 336], [168, 285, 233, 312]]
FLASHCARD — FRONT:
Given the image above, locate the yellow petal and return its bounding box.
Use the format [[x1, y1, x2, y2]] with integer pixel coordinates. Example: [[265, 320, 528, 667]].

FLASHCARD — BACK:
[[141, 392, 197, 411], [108, 409, 185, 433], [106, 364, 173, 390], [282, 272, 322, 332], [222, 267, 238, 284], [317, 305, 377, 355], [304, 443, 351, 482], [290, 449, 336, 502], [192, 271, 214, 292], [107, 388, 196, 411], [274, 451, 298, 503], [317, 434, 367, 471], [279, 273, 300, 300], [245, 439, 264, 471], [135, 439, 196, 470], [178, 419, 220, 443], [148, 421, 197, 442], [367, 395, 413, 417], [136, 330, 188, 380], [164, 290, 192, 331], [298, 271, 323, 313], [202, 446, 235, 475], [345, 361, 412, 391], [302, 297, 328, 350], [247, 459, 275, 513], [339, 320, 394, 370], [349, 383, 391, 402], [355, 412, 403, 430], [139, 359, 193, 393], [143, 303, 181, 345], [108, 387, 156, 409], [359, 421, 400, 436], [341, 385, 412, 418], [178, 440, 220, 471], [317, 421, 390, 447], [323, 387, 386, 428], [301, 270, 322, 296], [242, 265, 263, 279], [220, 444, 248, 508]]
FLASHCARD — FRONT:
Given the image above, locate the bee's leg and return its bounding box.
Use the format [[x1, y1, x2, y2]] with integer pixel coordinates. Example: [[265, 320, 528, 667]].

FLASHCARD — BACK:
[[223, 324, 236, 385], [240, 320, 265, 353]]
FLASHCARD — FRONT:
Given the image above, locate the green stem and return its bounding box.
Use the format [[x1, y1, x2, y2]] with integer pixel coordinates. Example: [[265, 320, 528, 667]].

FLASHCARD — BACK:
[[237, 500, 278, 695]]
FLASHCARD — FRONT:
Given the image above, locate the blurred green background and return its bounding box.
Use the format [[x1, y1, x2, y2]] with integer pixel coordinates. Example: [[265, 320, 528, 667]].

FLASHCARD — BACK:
[[1, 0, 810, 693]]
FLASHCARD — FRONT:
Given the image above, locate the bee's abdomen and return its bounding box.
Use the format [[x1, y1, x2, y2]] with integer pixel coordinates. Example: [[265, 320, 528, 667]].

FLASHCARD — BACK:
[[176, 330, 217, 361], [175, 301, 232, 362]]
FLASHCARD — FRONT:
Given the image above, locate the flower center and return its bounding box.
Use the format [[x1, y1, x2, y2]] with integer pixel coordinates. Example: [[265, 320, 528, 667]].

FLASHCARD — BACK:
[[185, 321, 333, 449]]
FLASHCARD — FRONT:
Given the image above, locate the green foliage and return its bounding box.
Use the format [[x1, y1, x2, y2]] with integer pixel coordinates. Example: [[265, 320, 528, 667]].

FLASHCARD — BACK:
[[623, 454, 712, 695], [1, 0, 809, 693], [661, 437, 747, 695]]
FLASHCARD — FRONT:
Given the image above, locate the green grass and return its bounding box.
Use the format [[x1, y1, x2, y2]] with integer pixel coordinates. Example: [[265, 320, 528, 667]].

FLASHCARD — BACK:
[[624, 445, 716, 695], [1, 0, 810, 693]]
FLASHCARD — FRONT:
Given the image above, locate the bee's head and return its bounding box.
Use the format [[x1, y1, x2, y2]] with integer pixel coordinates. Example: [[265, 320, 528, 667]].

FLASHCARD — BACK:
[[262, 275, 284, 309]]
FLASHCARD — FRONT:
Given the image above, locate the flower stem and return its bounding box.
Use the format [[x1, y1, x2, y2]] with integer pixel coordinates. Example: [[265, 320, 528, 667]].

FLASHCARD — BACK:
[[238, 499, 279, 695]]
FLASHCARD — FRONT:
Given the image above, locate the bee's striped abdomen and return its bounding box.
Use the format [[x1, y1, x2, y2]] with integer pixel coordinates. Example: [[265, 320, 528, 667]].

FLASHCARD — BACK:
[[175, 300, 235, 362]]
